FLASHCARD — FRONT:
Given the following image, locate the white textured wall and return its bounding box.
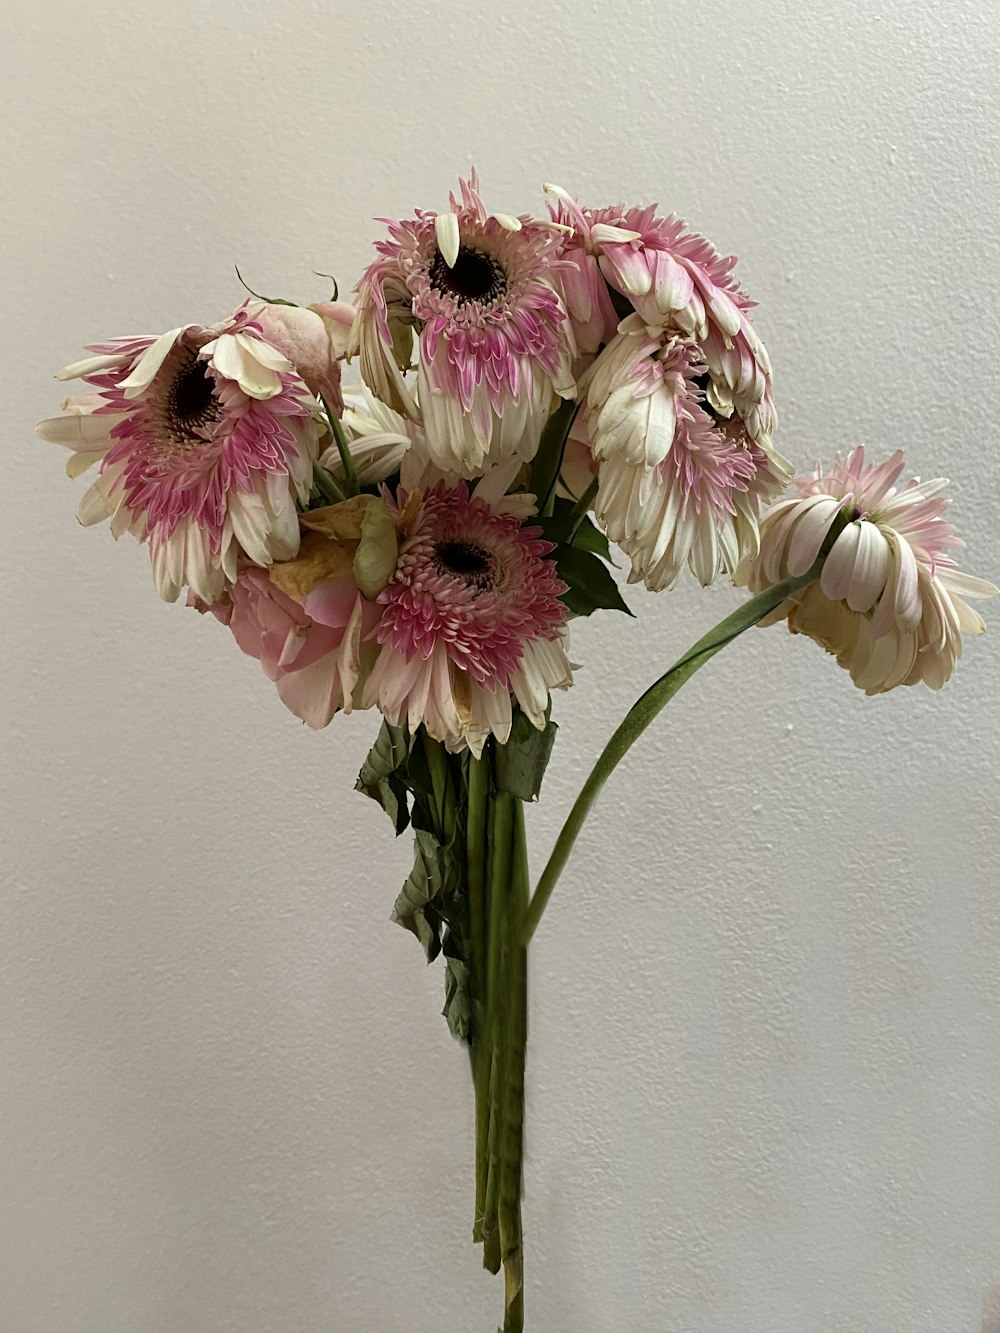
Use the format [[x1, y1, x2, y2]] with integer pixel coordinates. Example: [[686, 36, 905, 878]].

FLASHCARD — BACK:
[[3, 3, 999, 1330]]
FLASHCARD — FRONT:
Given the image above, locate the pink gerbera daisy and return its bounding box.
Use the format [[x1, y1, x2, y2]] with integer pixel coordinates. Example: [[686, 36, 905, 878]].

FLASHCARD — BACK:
[[37, 302, 332, 603], [741, 447, 998, 693], [351, 171, 575, 475], [363, 469, 573, 756]]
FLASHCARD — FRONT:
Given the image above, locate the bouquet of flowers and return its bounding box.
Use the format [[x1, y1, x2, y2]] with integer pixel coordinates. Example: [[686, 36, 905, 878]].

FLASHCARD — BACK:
[[37, 171, 996, 1331]]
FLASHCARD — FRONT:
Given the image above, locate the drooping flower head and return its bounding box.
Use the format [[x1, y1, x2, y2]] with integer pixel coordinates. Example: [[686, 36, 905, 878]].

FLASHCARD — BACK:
[[545, 186, 785, 590], [548, 189, 776, 448], [583, 317, 787, 589], [740, 447, 998, 693], [351, 171, 575, 475], [364, 469, 573, 756], [36, 301, 341, 602]]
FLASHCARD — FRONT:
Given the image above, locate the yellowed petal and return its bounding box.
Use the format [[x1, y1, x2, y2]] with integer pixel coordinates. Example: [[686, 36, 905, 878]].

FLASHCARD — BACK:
[[268, 532, 357, 603]]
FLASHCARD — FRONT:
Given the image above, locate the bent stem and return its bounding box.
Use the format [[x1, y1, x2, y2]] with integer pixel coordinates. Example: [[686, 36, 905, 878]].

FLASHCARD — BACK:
[[521, 563, 823, 944]]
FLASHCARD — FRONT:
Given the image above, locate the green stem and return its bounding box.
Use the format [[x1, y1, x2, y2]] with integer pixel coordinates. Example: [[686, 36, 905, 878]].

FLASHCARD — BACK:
[[311, 461, 348, 506], [532, 399, 581, 518], [499, 801, 528, 1332], [566, 476, 599, 540], [521, 564, 823, 944], [481, 791, 514, 1275], [321, 394, 359, 496], [468, 752, 491, 1242], [466, 752, 490, 1007]]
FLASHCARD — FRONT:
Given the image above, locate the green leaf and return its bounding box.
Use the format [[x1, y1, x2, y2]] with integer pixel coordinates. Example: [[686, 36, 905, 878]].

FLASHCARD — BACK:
[[392, 824, 467, 962], [355, 721, 411, 835], [443, 957, 473, 1043], [493, 710, 558, 802], [555, 544, 633, 617], [539, 503, 613, 561]]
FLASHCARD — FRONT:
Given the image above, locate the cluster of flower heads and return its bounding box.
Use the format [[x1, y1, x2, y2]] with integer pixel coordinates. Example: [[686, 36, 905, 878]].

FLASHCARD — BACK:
[[38, 172, 996, 751]]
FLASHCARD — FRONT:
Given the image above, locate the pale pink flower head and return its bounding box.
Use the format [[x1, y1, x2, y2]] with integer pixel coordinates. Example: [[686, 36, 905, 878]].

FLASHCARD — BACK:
[[741, 447, 998, 693], [584, 317, 788, 590], [351, 170, 575, 475], [544, 187, 624, 357], [364, 468, 573, 756], [37, 304, 329, 603], [547, 187, 776, 450]]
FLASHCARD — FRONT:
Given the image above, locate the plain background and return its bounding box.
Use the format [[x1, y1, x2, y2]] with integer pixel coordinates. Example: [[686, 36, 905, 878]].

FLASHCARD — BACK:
[[2, 2, 999, 1330]]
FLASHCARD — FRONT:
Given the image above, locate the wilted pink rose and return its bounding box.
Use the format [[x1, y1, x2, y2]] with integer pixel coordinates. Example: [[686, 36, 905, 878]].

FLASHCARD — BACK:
[[202, 554, 381, 728]]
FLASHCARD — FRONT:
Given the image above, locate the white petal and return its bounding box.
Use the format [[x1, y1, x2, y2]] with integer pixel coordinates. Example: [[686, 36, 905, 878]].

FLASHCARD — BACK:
[[491, 212, 522, 232], [936, 568, 999, 601], [208, 333, 282, 400], [589, 223, 643, 246], [820, 523, 862, 603], [117, 328, 185, 398], [435, 211, 460, 268], [35, 413, 117, 447], [786, 497, 843, 576], [55, 352, 131, 381], [845, 520, 890, 612], [472, 458, 524, 509]]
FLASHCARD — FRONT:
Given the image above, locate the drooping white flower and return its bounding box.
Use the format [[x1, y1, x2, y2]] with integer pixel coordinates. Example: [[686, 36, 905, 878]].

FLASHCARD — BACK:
[[740, 447, 998, 693]]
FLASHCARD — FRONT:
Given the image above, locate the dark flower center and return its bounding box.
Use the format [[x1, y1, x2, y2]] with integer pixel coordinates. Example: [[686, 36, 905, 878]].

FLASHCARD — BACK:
[[433, 537, 497, 589], [428, 245, 507, 306], [165, 348, 220, 443]]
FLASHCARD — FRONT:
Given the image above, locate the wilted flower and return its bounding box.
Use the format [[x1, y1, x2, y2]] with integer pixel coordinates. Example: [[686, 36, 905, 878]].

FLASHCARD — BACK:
[[548, 189, 776, 448], [544, 187, 785, 590], [364, 468, 573, 756], [196, 551, 379, 730], [245, 298, 353, 411], [351, 171, 575, 474], [741, 447, 998, 693], [583, 316, 787, 589], [36, 303, 334, 603], [193, 496, 398, 727]]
